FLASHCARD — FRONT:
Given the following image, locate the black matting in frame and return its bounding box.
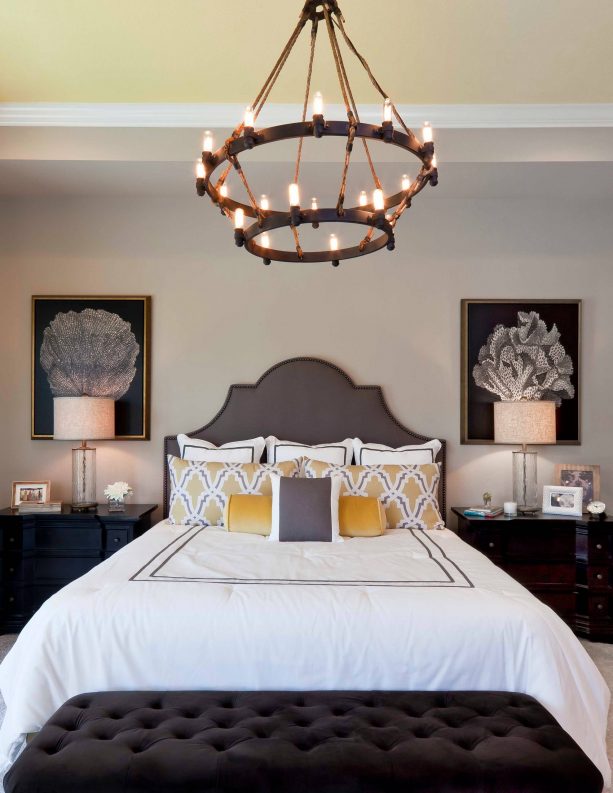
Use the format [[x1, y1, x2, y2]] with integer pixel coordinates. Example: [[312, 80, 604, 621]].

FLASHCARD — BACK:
[[461, 299, 581, 445], [32, 296, 151, 440]]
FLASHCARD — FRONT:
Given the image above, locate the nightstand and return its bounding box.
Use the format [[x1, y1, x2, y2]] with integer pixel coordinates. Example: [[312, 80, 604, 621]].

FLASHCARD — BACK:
[[0, 503, 157, 633], [452, 507, 613, 642]]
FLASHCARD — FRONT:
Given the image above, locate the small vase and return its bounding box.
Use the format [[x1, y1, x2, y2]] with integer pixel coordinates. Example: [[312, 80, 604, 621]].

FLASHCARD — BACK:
[[107, 496, 126, 513]]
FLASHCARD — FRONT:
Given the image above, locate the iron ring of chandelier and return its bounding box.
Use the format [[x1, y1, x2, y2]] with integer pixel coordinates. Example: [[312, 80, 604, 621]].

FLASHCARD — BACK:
[[197, 121, 436, 265], [195, 0, 439, 265]]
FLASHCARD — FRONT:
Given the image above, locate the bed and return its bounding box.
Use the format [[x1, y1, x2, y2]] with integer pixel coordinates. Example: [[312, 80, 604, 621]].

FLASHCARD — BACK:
[[0, 357, 609, 788]]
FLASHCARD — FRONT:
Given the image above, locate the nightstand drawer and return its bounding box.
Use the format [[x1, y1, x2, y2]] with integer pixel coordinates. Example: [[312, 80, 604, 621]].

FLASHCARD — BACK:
[[36, 526, 102, 551], [506, 562, 575, 587], [106, 529, 128, 552], [34, 557, 101, 582], [506, 528, 574, 560], [589, 534, 609, 563], [1, 558, 34, 583], [587, 566, 610, 590]]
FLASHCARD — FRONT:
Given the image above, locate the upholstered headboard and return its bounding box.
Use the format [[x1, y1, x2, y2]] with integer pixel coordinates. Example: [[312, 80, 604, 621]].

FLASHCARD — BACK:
[[163, 357, 447, 519]]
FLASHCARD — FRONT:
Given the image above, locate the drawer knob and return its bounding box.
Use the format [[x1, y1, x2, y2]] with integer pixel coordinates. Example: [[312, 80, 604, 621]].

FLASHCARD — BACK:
[[114, 537, 120, 544], [596, 543, 603, 551], [597, 603, 605, 611], [8, 596, 14, 603], [9, 537, 14, 543], [488, 542, 495, 549], [9, 567, 14, 573], [596, 573, 603, 581]]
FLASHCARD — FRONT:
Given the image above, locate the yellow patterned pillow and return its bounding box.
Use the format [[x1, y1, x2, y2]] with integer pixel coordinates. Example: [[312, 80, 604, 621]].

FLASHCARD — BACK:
[[167, 455, 300, 527], [303, 460, 443, 530]]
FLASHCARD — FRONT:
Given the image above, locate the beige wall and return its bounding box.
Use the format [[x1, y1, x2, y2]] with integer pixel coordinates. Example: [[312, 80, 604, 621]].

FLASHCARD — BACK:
[[1, 194, 612, 524]]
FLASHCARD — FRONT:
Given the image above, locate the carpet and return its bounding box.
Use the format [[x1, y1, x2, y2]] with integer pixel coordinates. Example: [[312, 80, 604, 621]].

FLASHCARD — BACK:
[[0, 634, 612, 788]]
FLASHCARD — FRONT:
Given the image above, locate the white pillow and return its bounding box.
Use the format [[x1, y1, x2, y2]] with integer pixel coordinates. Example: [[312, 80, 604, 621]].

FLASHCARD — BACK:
[[266, 436, 353, 465], [352, 438, 441, 465], [177, 434, 265, 463], [269, 473, 342, 543]]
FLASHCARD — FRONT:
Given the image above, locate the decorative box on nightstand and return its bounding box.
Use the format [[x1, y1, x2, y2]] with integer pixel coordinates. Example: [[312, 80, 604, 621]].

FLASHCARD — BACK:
[[0, 503, 157, 633], [452, 507, 613, 643]]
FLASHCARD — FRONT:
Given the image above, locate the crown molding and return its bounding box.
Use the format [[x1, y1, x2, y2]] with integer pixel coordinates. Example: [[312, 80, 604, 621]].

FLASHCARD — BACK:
[[1, 102, 613, 129]]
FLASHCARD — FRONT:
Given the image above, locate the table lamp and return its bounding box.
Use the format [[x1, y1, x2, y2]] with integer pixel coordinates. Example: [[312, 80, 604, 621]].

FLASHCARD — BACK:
[[53, 397, 115, 510], [494, 400, 556, 513]]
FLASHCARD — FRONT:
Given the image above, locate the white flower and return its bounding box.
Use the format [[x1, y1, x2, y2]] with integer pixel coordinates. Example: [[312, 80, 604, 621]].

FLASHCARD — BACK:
[[104, 481, 133, 500]]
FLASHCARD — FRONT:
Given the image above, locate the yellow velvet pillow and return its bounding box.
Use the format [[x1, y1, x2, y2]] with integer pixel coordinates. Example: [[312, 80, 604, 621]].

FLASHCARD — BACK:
[[224, 494, 386, 537]]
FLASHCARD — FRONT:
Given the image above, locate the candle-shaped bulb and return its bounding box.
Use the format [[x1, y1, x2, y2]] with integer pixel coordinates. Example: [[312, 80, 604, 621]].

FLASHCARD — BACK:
[[244, 106, 255, 128], [422, 122, 433, 143], [261, 232, 270, 248], [260, 194, 269, 211], [289, 182, 300, 207], [219, 184, 228, 198], [359, 190, 368, 207], [431, 154, 438, 168], [313, 91, 324, 116], [196, 160, 206, 179], [203, 130, 214, 152], [311, 197, 318, 211], [373, 188, 385, 211], [401, 174, 411, 191], [383, 98, 392, 123], [234, 208, 245, 229], [329, 234, 339, 252]]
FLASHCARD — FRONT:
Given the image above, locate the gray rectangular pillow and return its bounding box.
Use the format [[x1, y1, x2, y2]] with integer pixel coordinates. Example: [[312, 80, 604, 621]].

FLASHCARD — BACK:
[[268, 475, 342, 543]]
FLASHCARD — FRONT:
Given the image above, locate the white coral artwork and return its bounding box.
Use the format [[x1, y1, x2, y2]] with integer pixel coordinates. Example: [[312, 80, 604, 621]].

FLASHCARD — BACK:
[[472, 311, 575, 404], [40, 309, 139, 399]]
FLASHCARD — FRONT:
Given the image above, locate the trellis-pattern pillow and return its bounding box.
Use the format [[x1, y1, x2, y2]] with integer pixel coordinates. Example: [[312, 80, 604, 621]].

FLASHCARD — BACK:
[[302, 460, 443, 530], [167, 455, 301, 527]]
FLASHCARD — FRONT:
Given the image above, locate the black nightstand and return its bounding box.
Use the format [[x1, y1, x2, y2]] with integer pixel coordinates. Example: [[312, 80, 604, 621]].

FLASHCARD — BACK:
[[452, 507, 613, 642], [0, 503, 157, 633]]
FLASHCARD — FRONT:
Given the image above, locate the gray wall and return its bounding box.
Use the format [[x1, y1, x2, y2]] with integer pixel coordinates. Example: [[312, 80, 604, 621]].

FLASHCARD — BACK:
[[1, 193, 612, 522]]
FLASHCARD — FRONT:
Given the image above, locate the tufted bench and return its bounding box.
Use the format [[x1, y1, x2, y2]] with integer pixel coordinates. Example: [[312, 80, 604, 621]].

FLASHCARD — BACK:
[[4, 690, 603, 793]]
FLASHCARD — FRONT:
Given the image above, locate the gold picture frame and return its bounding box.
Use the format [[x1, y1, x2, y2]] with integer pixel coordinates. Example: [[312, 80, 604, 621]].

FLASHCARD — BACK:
[[461, 299, 581, 444], [32, 296, 151, 440], [554, 464, 600, 511], [11, 480, 51, 509]]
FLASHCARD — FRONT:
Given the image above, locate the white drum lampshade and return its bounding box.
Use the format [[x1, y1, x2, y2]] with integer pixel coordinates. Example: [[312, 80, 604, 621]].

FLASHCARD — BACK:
[[53, 397, 115, 509], [494, 400, 556, 512]]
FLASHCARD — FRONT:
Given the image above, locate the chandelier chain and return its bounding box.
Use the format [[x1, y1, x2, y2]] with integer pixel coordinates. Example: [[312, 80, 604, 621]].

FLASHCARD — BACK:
[[251, 14, 309, 123], [324, 8, 381, 190], [294, 17, 319, 185]]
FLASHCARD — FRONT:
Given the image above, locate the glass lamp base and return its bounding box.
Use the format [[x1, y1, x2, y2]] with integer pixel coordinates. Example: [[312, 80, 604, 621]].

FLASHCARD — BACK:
[[512, 450, 539, 512], [72, 445, 97, 510]]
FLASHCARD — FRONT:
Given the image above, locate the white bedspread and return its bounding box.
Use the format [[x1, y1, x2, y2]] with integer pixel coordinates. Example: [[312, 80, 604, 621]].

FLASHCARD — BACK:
[[0, 522, 609, 787]]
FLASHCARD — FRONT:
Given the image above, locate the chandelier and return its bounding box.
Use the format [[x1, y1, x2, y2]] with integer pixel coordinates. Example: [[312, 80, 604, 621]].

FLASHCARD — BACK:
[[195, 0, 438, 266]]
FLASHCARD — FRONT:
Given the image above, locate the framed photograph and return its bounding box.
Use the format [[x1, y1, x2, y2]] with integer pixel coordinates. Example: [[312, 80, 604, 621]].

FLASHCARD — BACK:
[[554, 464, 600, 511], [11, 480, 51, 509], [461, 300, 581, 444], [32, 296, 151, 440], [542, 485, 583, 517]]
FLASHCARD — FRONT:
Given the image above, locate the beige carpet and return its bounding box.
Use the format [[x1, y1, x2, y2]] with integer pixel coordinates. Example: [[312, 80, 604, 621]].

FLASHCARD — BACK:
[[0, 634, 611, 787]]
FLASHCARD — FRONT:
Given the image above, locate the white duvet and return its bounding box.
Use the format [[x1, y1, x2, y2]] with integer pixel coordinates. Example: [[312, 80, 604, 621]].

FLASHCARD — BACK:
[[0, 522, 609, 788]]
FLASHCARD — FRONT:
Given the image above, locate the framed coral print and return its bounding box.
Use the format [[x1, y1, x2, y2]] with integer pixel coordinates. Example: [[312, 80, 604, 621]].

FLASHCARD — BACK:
[[32, 296, 151, 440], [461, 299, 581, 444]]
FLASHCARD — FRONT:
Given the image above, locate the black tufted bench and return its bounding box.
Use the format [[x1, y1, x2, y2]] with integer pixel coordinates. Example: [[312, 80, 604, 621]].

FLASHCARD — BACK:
[[4, 691, 603, 793]]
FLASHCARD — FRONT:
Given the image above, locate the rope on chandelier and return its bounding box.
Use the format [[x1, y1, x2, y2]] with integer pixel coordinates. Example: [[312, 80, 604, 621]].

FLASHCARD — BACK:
[[196, 0, 438, 266]]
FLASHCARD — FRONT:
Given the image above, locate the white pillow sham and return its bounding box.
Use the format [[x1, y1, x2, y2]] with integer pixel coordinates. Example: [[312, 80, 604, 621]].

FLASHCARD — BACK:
[[265, 436, 353, 465], [177, 433, 265, 463], [352, 437, 441, 465]]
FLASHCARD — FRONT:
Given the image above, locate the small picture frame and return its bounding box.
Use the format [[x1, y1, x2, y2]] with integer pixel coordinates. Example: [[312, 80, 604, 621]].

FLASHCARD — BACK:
[[554, 464, 600, 512], [542, 485, 583, 517], [11, 480, 51, 509]]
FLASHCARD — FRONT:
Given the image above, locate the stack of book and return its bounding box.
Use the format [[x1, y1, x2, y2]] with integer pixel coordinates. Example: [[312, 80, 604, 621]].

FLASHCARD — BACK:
[[463, 506, 503, 518], [17, 501, 62, 515]]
